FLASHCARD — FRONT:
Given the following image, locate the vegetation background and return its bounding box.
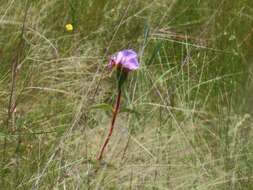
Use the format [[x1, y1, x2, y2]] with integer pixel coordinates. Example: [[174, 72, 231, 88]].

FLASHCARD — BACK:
[[1, 0, 253, 189]]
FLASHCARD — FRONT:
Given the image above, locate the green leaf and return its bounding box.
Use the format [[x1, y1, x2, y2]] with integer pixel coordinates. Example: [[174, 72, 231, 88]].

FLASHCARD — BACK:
[[90, 103, 113, 112], [120, 107, 140, 117]]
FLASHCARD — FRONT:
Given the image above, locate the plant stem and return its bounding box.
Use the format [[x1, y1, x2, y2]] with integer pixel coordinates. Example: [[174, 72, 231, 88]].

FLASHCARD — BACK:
[[97, 88, 122, 160]]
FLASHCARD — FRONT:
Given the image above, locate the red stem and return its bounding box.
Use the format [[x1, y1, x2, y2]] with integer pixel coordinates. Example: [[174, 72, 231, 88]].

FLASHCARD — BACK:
[[97, 89, 122, 160]]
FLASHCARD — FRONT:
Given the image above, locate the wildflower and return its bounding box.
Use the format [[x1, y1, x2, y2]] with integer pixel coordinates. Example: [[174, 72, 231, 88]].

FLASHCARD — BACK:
[[97, 49, 139, 161], [108, 49, 139, 71], [65, 23, 73, 32]]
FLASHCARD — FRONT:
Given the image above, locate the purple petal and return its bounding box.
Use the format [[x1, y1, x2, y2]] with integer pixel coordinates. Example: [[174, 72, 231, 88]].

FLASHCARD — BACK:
[[122, 58, 139, 70], [108, 49, 139, 71], [121, 49, 137, 57], [115, 51, 124, 64]]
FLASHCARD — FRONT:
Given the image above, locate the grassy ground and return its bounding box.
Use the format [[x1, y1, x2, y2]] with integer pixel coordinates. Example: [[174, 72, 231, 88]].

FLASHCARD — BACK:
[[1, 0, 253, 189]]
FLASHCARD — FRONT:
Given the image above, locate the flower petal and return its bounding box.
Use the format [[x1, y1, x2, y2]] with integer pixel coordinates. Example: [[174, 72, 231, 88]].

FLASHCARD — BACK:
[[123, 58, 139, 70], [108, 49, 139, 71], [121, 49, 137, 58]]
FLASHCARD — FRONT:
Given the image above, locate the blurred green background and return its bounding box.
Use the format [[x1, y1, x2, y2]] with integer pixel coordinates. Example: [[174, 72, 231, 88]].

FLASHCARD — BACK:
[[1, 0, 253, 189]]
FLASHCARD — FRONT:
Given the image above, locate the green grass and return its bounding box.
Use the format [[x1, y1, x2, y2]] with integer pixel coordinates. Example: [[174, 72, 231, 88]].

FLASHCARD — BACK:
[[1, 0, 253, 189]]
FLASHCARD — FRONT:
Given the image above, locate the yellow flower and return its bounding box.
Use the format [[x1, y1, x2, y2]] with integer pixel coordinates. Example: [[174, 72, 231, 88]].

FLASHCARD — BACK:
[[65, 23, 73, 32]]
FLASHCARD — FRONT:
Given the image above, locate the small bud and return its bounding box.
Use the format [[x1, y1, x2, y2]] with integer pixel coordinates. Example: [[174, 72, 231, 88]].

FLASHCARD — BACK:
[[65, 24, 73, 32]]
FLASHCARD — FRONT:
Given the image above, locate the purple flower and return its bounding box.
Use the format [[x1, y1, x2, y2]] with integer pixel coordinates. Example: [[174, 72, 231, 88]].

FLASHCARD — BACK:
[[108, 49, 139, 71]]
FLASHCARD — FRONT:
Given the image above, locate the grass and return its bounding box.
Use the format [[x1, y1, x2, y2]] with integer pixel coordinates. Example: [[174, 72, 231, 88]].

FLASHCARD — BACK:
[[1, 0, 253, 189]]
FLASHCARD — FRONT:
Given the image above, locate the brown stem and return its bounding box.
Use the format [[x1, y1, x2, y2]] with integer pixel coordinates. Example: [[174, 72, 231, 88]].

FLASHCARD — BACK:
[[97, 88, 122, 160]]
